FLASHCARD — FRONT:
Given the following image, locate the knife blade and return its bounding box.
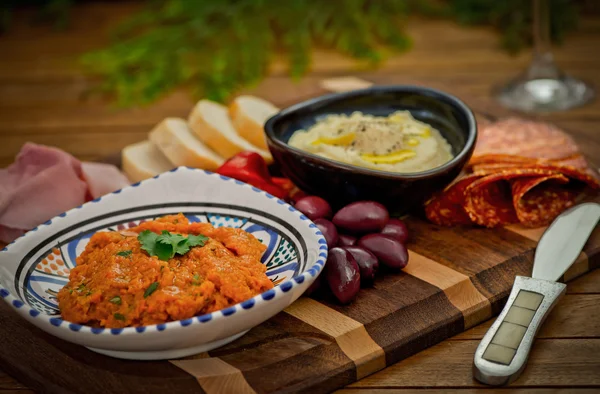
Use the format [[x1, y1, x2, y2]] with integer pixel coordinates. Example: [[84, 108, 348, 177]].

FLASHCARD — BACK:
[[473, 202, 600, 386], [533, 202, 600, 281]]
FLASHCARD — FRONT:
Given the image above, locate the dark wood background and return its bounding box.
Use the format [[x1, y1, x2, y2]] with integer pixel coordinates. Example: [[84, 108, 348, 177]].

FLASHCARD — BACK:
[[1, 2, 600, 393]]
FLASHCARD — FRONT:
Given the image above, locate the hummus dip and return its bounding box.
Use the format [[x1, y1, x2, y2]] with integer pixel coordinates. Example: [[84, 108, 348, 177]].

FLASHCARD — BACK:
[[288, 111, 453, 173]]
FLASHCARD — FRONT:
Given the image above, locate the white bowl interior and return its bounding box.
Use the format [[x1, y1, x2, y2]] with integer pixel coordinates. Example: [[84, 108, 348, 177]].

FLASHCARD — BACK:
[[0, 167, 323, 323]]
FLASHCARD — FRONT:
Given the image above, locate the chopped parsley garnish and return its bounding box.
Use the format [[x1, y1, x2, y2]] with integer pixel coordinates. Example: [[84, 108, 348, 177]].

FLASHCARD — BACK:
[[193, 274, 200, 281], [114, 313, 126, 321], [109, 296, 122, 305], [144, 282, 159, 298], [138, 230, 208, 261], [116, 250, 132, 258], [77, 284, 86, 292]]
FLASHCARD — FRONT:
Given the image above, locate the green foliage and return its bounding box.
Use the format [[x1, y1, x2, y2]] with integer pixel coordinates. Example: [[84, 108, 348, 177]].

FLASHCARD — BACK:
[[80, 0, 414, 106], [1, 0, 580, 105], [137, 229, 208, 261]]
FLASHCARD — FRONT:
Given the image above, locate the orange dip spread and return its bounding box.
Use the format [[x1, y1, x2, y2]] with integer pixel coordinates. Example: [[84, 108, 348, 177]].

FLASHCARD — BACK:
[[57, 214, 273, 328]]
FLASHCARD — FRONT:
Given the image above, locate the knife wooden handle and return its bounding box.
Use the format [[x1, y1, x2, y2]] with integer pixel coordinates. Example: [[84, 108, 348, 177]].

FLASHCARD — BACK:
[[473, 276, 566, 386]]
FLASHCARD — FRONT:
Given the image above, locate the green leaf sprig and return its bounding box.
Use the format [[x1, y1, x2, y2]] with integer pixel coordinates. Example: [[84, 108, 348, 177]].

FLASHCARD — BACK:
[[116, 250, 132, 258], [144, 282, 159, 298], [114, 313, 126, 321], [1, 1, 579, 105], [137, 230, 208, 261]]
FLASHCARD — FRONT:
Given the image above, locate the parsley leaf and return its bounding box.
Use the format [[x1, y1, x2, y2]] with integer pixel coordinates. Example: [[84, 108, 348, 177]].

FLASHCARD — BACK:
[[114, 313, 126, 321], [109, 296, 122, 305], [157, 231, 186, 246], [137, 230, 208, 261], [174, 239, 191, 256], [144, 282, 159, 298], [192, 273, 201, 285], [138, 230, 159, 256], [154, 242, 175, 261], [116, 250, 132, 258], [188, 234, 208, 248]]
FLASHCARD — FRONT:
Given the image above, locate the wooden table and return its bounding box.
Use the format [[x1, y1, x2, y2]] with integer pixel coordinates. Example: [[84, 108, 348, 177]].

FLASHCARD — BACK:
[[1, 3, 600, 393]]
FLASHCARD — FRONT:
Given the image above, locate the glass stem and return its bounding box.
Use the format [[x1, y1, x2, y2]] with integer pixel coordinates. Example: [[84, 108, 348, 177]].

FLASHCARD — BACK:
[[528, 0, 561, 79]]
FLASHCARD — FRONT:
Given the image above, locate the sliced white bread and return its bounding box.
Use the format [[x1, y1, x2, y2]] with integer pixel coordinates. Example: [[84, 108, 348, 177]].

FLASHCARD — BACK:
[[229, 95, 279, 150], [122, 140, 173, 183], [149, 118, 224, 171], [188, 99, 273, 163]]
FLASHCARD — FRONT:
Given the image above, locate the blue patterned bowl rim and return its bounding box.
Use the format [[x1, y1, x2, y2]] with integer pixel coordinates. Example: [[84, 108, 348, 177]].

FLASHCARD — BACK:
[[0, 167, 327, 336]]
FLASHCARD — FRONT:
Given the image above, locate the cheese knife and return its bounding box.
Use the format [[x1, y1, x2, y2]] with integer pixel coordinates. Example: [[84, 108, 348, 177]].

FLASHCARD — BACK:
[[473, 202, 600, 386]]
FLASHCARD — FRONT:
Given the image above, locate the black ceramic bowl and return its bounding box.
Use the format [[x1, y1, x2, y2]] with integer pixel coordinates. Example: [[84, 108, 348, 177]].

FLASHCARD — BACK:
[[264, 86, 477, 214]]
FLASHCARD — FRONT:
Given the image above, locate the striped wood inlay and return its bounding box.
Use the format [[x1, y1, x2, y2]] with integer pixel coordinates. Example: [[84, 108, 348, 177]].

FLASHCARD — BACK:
[[166, 77, 596, 393], [404, 251, 491, 328], [284, 297, 386, 379], [170, 358, 256, 394], [505, 225, 547, 242]]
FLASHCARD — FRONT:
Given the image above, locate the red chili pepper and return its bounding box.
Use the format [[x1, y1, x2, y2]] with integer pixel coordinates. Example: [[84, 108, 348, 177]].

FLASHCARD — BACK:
[[255, 182, 290, 200], [271, 177, 295, 193], [216, 152, 289, 199]]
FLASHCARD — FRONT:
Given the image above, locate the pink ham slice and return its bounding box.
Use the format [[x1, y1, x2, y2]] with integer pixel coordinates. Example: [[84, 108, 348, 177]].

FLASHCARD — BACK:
[[0, 143, 129, 243], [0, 143, 87, 243], [81, 162, 129, 199]]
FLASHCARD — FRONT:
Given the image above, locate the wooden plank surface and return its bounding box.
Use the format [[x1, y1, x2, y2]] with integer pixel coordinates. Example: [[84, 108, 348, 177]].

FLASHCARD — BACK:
[[344, 269, 600, 392], [1, 2, 600, 393]]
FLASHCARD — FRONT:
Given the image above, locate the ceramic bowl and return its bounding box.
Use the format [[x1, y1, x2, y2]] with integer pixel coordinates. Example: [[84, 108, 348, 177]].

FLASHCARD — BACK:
[[265, 85, 477, 214], [0, 167, 326, 360]]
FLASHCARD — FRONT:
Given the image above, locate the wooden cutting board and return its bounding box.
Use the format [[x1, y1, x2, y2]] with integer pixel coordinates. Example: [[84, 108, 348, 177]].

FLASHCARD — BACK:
[[0, 75, 598, 394]]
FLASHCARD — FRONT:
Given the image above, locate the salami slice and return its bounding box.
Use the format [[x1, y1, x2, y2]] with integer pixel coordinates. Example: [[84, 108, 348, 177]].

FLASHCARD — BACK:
[[547, 154, 590, 169], [424, 173, 483, 226], [531, 163, 600, 188], [511, 174, 576, 228], [464, 176, 518, 227], [473, 118, 580, 161], [469, 153, 589, 171], [424, 117, 597, 229], [470, 162, 523, 173], [463, 169, 565, 227], [468, 154, 541, 169], [471, 161, 599, 189], [476, 116, 493, 130]]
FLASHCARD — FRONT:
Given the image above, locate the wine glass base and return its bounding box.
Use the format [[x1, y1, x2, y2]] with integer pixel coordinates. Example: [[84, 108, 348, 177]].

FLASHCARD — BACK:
[[494, 74, 595, 113]]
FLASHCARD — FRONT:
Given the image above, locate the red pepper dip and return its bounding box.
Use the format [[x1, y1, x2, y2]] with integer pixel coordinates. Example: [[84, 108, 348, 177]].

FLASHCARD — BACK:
[[57, 214, 273, 328]]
